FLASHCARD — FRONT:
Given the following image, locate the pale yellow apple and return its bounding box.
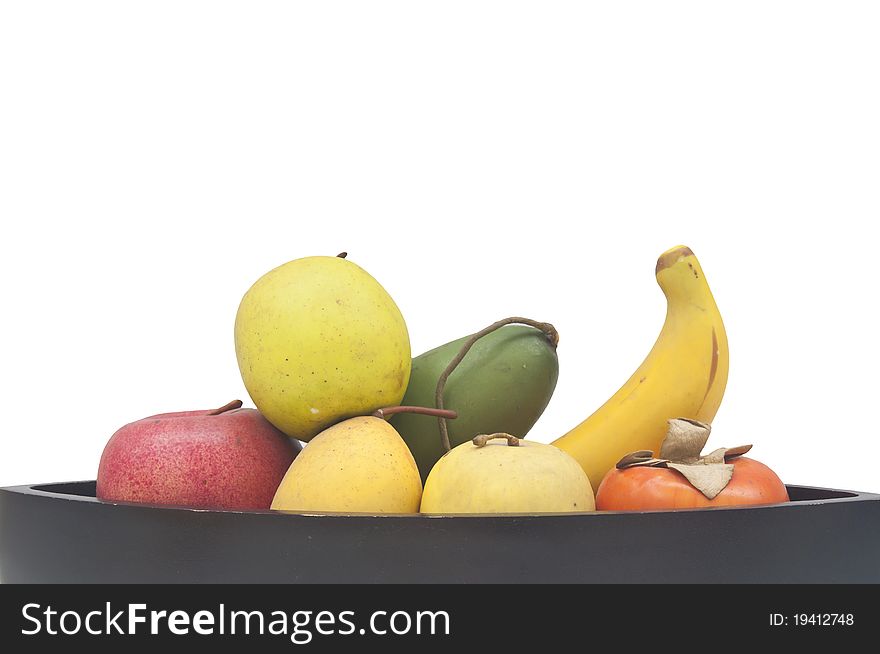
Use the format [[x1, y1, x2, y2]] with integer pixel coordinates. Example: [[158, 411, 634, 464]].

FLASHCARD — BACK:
[[420, 436, 594, 514]]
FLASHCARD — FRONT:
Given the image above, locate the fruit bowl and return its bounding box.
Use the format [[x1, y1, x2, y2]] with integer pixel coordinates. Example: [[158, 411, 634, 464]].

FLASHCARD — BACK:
[[1, 481, 878, 583]]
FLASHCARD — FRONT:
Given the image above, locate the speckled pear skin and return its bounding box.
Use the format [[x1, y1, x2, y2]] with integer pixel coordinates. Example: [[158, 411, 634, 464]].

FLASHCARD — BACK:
[[271, 416, 422, 514], [234, 255, 411, 441]]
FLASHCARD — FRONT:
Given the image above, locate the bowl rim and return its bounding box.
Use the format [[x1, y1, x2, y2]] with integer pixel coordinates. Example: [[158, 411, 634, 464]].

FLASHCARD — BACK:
[[2, 480, 877, 519]]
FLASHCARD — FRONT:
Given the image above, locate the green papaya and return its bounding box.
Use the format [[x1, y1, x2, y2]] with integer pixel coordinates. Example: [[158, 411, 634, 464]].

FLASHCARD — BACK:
[[391, 325, 559, 481]]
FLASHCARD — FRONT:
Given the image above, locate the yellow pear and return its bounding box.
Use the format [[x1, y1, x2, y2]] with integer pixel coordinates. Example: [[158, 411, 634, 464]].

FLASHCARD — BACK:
[[420, 434, 595, 514], [271, 416, 422, 514], [234, 254, 411, 441]]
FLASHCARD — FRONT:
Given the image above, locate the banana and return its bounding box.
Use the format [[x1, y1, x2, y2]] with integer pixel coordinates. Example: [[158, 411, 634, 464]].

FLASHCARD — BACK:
[[553, 245, 729, 493]]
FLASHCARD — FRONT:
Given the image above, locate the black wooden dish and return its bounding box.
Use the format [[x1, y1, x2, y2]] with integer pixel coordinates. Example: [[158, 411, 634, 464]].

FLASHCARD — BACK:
[[1, 481, 878, 583]]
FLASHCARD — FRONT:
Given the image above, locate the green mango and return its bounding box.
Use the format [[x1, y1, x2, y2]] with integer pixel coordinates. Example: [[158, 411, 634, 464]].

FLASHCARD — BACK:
[[391, 325, 559, 481]]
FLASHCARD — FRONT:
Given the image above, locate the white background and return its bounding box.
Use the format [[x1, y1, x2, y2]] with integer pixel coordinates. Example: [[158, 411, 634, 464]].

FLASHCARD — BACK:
[[1, 2, 878, 493]]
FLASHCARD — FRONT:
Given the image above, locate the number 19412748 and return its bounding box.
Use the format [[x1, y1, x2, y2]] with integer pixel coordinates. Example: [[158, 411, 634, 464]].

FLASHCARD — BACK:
[[770, 614, 855, 627]]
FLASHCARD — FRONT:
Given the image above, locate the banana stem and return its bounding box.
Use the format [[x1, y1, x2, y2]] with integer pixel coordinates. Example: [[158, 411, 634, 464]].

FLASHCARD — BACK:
[[435, 317, 559, 452]]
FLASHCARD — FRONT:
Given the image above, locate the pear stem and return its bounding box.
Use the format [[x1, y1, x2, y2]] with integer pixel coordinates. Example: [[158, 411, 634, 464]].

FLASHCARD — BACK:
[[206, 400, 244, 416], [372, 406, 458, 420], [435, 317, 559, 453]]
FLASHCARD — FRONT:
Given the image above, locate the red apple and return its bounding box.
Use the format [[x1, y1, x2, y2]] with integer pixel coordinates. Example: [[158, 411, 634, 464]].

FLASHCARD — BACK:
[[97, 400, 300, 510]]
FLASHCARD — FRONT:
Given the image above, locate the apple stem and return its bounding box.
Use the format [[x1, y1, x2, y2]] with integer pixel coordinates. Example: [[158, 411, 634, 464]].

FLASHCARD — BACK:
[[473, 433, 520, 448], [207, 400, 244, 416], [337, 251, 348, 259], [372, 406, 458, 420]]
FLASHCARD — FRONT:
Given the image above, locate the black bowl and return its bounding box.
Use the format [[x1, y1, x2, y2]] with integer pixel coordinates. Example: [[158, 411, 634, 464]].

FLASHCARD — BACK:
[[1, 481, 878, 583]]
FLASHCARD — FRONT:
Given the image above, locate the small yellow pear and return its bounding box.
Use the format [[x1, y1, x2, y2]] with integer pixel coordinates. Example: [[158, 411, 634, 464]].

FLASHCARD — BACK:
[[271, 416, 422, 514], [420, 433, 595, 514]]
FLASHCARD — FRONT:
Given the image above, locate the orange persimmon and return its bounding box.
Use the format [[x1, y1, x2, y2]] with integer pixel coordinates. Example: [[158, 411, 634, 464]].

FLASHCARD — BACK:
[[596, 456, 789, 511]]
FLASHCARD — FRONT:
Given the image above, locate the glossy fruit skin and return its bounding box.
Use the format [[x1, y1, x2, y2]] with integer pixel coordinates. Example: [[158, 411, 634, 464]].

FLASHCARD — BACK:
[[392, 325, 558, 481], [271, 416, 422, 514], [235, 255, 411, 441], [97, 407, 300, 510], [554, 246, 729, 494], [596, 457, 789, 511], [420, 439, 594, 514]]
